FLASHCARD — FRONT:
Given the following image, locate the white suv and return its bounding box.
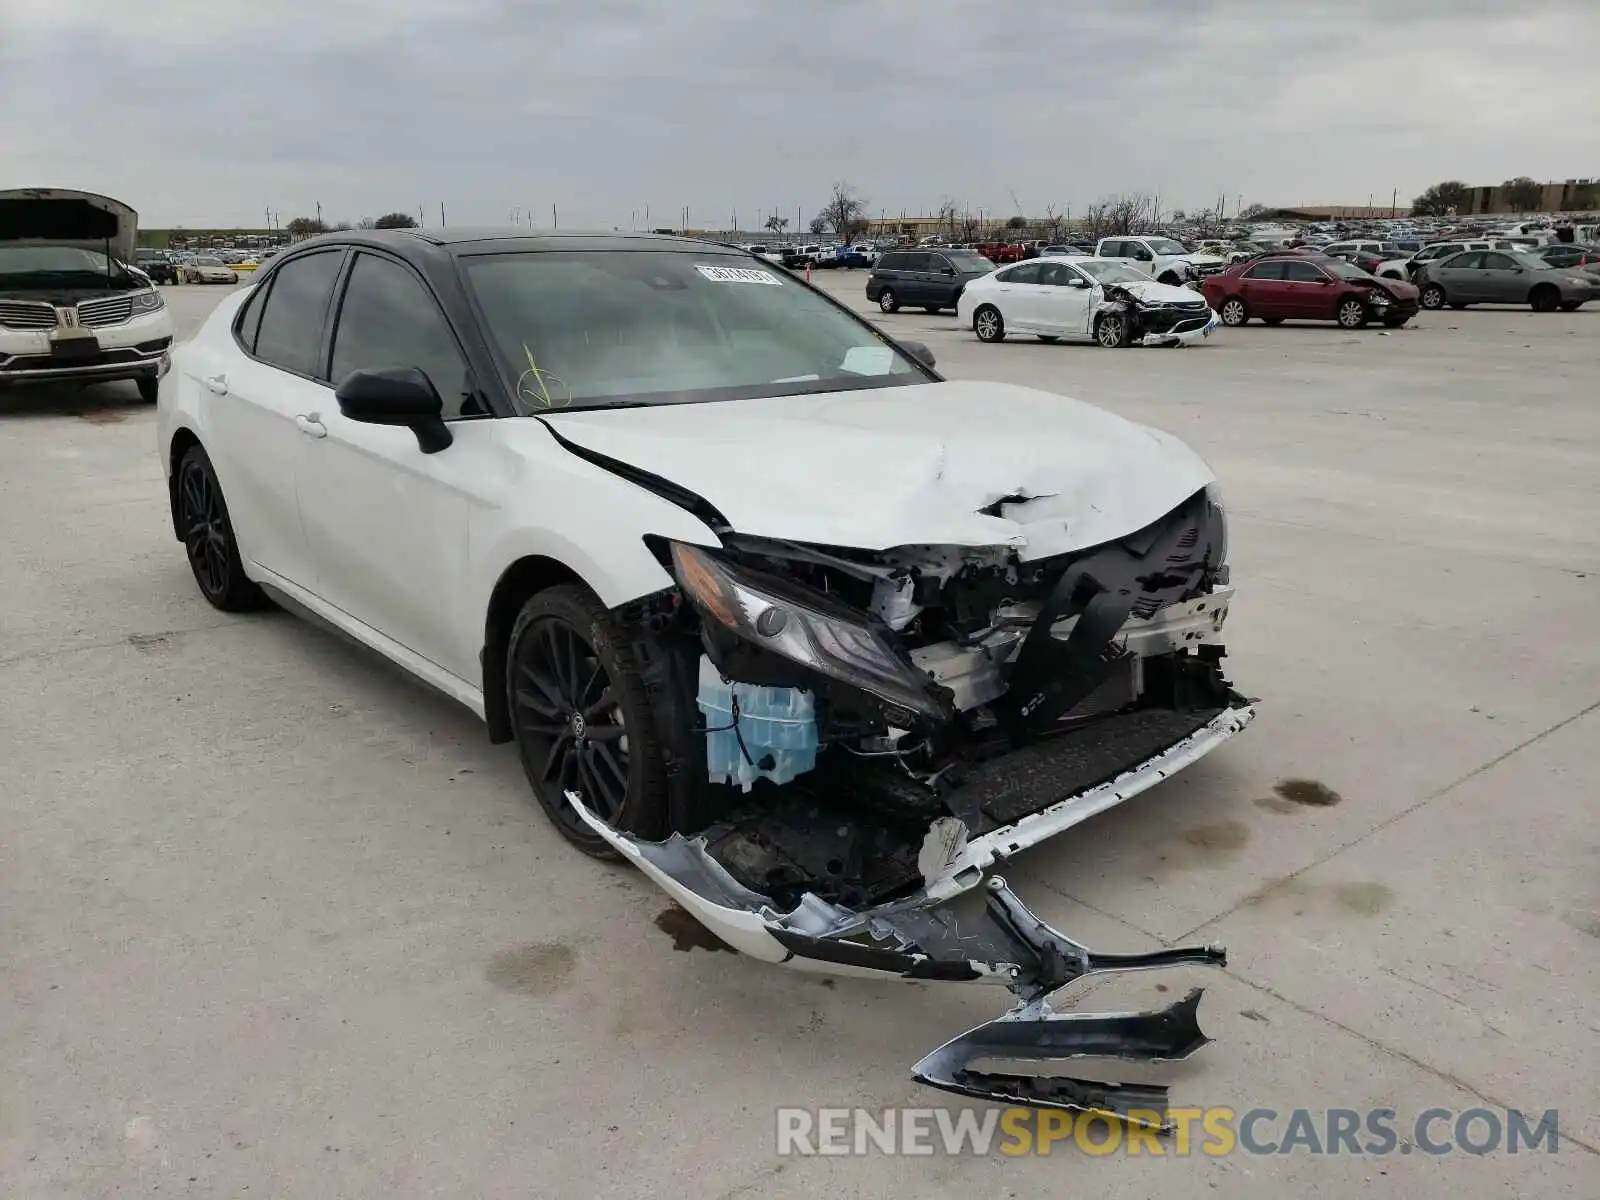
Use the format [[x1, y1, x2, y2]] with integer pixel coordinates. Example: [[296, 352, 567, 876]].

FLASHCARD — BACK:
[[1094, 236, 1228, 286], [0, 188, 175, 403]]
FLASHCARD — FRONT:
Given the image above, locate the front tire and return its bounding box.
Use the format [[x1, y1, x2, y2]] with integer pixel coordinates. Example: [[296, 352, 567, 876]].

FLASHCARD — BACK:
[[1219, 297, 1248, 326], [508, 584, 670, 858], [1420, 284, 1446, 310], [973, 305, 1005, 342], [878, 288, 899, 313], [176, 444, 268, 612], [137, 376, 159, 404], [1337, 298, 1369, 329], [1095, 311, 1131, 348]]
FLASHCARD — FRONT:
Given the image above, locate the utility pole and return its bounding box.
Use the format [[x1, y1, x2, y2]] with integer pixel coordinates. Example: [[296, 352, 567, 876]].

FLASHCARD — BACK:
[[1392, 187, 1398, 217], [418, 205, 425, 228], [315, 200, 322, 225], [440, 202, 446, 228], [552, 203, 558, 228]]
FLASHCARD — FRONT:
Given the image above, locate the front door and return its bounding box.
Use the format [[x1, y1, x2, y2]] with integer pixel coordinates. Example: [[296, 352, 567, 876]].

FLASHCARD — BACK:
[[293, 249, 490, 681], [1476, 252, 1525, 303], [1035, 261, 1094, 336], [1280, 259, 1336, 318], [1435, 252, 1484, 302], [203, 247, 345, 586]]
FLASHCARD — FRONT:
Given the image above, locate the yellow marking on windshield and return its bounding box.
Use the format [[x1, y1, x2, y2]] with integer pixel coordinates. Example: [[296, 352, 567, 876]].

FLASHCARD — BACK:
[[521, 342, 553, 407]]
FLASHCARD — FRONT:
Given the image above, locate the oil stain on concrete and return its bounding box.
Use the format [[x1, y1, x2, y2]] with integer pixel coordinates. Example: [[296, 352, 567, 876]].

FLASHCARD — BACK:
[[486, 941, 578, 997], [1331, 882, 1394, 916], [1183, 820, 1251, 853], [654, 906, 734, 953]]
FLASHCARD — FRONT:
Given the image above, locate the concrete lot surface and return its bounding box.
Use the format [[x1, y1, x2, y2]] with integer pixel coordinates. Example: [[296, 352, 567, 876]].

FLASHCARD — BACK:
[[3, 275, 1598, 1197]]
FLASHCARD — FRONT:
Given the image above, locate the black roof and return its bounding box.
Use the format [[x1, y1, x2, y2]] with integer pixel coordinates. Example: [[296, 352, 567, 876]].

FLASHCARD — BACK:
[[286, 227, 720, 255]]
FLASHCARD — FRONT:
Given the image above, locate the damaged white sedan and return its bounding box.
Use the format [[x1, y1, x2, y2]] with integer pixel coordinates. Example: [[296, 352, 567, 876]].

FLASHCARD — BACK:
[[958, 256, 1222, 348], [158, 229, 1253, 1126]]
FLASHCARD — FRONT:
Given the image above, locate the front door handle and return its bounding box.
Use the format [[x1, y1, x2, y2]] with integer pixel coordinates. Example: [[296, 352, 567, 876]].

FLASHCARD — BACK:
[[204, 374, 228, 395], [295, 414, 327, 439]]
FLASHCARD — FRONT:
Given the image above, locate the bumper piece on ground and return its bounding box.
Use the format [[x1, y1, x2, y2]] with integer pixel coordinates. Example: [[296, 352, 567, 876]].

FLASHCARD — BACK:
[[575, 787, 1227, 1122]]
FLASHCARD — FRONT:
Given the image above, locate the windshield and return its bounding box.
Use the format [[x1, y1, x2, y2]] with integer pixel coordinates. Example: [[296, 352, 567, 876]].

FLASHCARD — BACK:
[[0, 245, 123, 283], [1144, 238, 1188, 255], [943, 249, 995, 273], [464, 250, 927, 413], [1325, 260, 1375, 281], [1075, 260, 1153, 285]]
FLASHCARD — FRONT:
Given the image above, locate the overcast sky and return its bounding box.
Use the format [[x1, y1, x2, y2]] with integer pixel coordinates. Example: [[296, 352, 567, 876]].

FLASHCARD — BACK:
[[3, 0, 1596, 229]]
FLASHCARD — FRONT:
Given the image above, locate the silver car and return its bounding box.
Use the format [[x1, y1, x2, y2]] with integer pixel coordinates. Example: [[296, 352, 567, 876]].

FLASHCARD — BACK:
[[1416, 249, 1595, 312]]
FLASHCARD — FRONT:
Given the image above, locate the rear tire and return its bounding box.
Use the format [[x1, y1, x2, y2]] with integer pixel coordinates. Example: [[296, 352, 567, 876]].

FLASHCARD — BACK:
[[507, 583, 671, 858], [1530, 285, 1560, 313], [175, 444, 268, 612], [973, 305, 1005, 342]]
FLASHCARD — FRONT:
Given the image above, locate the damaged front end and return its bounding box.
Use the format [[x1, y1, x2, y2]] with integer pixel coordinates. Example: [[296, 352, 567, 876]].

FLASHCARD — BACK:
[[588, 483, 1252, 1119], [1103, 284, 1221, 347]]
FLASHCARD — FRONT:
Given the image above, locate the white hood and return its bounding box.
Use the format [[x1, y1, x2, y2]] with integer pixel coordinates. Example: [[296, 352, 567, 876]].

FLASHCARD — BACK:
[[0, 188, 138, 261], [542, 381, 1215, 559], [1177, 253, 1227, 268], [1106, 278, 1209, 305]]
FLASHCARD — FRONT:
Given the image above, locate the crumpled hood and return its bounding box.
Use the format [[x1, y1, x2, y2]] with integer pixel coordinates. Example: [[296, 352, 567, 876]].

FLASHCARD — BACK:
[[540, 380, 1215, 559], [0, 188, 138, 262], [1107, 278, 1211, 305], [1176, 253, 1227, 268]]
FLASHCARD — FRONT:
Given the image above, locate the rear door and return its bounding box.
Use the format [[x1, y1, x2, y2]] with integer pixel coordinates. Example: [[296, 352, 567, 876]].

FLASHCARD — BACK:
[[1437, 252, 1485, 301], [989, 262, 1044, 329], [1238, 260, 1289, 317], [204, 248, 345, 586], [898, 252, 933, 302]]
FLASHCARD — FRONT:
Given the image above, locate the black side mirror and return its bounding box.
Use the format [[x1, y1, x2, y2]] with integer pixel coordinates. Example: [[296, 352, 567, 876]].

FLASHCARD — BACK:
[[335, 366, 453, 454], [939, 266, 955, 276], [900, 340, 936, 369]]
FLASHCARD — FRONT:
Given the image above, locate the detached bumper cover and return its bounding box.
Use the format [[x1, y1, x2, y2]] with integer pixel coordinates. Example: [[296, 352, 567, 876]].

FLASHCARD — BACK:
[[569, 701, 1250, 1125]]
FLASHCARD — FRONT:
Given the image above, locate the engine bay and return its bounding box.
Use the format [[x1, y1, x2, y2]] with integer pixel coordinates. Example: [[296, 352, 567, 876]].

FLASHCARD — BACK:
[[620, 486, 1248, 908]]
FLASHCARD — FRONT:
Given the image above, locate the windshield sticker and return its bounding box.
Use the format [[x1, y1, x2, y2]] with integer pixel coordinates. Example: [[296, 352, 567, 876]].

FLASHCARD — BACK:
[[695, 264, 783, 285], [841, 346, 894, 376]]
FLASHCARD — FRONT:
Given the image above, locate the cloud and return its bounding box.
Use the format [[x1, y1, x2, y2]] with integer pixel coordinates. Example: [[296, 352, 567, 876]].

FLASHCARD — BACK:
[[2, 0, 1595, 227]]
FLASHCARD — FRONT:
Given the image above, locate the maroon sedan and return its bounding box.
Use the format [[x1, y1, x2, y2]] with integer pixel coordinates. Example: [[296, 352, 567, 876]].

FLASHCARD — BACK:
[[1201, 254, 1421, 329]]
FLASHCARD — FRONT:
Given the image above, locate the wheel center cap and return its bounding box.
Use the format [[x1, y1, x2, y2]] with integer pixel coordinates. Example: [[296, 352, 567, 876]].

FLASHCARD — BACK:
[[570, 713, 587, 739]]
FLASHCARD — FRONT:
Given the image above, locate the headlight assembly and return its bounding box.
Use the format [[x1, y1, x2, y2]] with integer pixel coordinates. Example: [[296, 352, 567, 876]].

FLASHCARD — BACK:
[[667, 541, 949, 719], [130, 289, 165, 313]]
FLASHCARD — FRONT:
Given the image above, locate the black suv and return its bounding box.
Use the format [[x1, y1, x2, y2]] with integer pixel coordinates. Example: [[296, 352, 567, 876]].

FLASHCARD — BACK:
[[133, 249, 178, 284], [866, 248, 995, 314]]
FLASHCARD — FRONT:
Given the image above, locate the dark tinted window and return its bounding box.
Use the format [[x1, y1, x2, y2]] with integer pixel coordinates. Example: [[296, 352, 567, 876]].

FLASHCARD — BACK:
[[235, 281, 269, 352], [1481, 253, 1516, 270], [1283, 261, 1329, 282], [1099, 240, 1124, 257], [998, 263, 1042, 284], [1444, 252, 1483, 269], [331, 253, 475, 418], [1036, 262, 1081, 286], [1243, 261, 1285, 280], [877, 252, 909, 270], [253, 250, 343, 376]]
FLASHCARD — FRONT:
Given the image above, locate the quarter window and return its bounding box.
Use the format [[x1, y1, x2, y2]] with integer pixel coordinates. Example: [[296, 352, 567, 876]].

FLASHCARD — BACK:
[[252, 250, 343, 377], [235, 280, 269, 353], [330, 253, 474, 418]]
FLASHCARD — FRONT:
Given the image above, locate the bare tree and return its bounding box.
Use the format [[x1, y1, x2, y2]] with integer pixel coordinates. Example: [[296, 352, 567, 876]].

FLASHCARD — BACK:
[[935, 196, 961, 240], [763, 215, 789, 236], [807, 214, 829, 235], [1238, 202, 1270, 220], [818, 181, 869, 242], [957, 215, 981, 244], [355, 217, 378, 230], [1040, 204, 1067, 243], [1082, 193, 1154, 241], [1501, 176, 1544, 213]]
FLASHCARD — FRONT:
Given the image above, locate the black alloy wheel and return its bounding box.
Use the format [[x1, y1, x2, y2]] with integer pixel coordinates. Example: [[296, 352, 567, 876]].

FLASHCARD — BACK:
[[176, 445, 266, 611], [507, 584, 669, 857]]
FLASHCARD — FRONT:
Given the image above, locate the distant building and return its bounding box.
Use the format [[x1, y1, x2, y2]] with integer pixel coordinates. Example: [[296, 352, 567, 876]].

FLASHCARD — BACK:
[[1258, 205, 1411, 220], [1462, 179, 1598, 215]]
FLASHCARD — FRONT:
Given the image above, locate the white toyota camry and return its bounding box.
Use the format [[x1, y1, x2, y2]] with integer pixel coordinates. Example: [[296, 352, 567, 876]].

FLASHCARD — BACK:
[[957, 255, 1221, 348], [157, 229, 1253, 1117]]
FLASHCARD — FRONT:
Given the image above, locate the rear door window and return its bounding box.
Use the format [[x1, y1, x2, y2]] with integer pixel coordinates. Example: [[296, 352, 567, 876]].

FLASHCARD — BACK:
[[251, 250, 344, 377]]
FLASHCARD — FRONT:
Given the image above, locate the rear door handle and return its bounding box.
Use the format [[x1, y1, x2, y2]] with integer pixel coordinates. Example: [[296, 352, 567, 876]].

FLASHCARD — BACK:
[[204, 374, 228, 395], [295, 414, 327, 439]]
